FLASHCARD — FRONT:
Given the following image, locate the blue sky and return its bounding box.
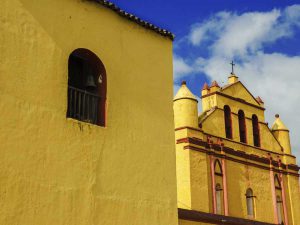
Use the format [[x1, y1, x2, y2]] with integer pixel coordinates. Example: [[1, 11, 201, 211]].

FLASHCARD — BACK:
[[110, 0, 300, 160]]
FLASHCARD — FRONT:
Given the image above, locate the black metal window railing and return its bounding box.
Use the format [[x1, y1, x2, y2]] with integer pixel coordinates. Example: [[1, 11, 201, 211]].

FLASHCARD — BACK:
[[67, 86, 100, 125]]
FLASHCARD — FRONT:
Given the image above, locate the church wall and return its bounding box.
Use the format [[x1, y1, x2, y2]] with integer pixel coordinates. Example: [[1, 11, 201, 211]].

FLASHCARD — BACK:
[[206, 93, 265, 122], [201, 110, 224, 137], [286, 175, 300, 225], [176, 143, 192, 210], [174, 99, 199, 128], [176, 78, 299, 225], [189, 151, 211, 213], [0, 1, 178, 225], [201, 108, 282, 155], [221, 82, 259, 106], [226, 159, 275, 223]]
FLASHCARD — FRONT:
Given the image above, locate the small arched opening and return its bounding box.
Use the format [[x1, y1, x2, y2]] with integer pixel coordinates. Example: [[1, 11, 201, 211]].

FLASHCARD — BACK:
[[215, 183, 223, 214], [224, 105, 232, 139], [67, 48, 106, 126], [238, 110, 247, 143], [252, 114, 260, 147], [274, 175, 284, 224], [214, 159, 224, 215], [246, 188, 255, 218]]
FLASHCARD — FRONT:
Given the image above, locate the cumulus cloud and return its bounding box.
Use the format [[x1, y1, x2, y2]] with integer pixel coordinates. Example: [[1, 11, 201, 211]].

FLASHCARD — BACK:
[[174, 5, 300, 159], [188, 12, 231, 46], [284, 4, 300, 26], [173, 55, 194, 81]]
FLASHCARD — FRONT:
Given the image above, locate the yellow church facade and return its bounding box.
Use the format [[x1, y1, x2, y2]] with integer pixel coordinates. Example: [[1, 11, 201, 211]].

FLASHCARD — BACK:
[[0, 1, 178, 225], [174, 74, 300, 225], [1, 1, 299, 225]]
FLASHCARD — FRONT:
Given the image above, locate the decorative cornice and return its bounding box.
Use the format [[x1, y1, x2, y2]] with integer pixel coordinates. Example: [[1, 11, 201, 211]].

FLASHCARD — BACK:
[[177, 137, 300, 175], [178, 208, 279, 225], [173, 97, 198, 102], [204, 132, 282, 156], [88, 0, 175, 40]]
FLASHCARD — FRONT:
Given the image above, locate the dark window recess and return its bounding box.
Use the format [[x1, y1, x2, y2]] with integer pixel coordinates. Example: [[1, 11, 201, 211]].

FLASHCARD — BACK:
[[224, 105, 232, 139], [67, 49, 106, 126], [252, 114, 260, 147], [238, 110, 247, 143], [214, 159, 223, 176], [274, 174, 281, 189]]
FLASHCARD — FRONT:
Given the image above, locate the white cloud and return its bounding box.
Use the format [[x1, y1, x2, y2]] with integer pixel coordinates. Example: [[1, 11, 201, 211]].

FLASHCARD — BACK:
[[173, 55, 193, 81], [188, 12, 231, 46], [213, 10, 283, 58], [174, 5, 300, 160], [284, 4, 300, 26]]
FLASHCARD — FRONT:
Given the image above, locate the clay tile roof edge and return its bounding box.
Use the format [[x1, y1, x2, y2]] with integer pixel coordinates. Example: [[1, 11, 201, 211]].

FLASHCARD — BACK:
[[89, 0, 175, 40]]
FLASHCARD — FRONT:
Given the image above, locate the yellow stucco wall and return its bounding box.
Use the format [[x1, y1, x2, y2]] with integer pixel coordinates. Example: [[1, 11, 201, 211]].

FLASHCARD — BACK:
[[201, 109, 283, 155], [221, 82, 259, 106], [0, 1, 178, 225], [225, 159, 275, 222], [174, 99, 198, 128], [189, 151, 211, 212], [286, 175, 300, 225]]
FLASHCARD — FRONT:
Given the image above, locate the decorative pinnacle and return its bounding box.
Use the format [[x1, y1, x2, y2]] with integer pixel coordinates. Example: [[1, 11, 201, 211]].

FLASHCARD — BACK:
[[202, 82, 209, 90], [210, 80, 220, 88], [256, 96, 264, 104]]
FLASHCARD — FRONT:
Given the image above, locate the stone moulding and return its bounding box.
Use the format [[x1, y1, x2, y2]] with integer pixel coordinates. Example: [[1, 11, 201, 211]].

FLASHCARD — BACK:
[[176, 136, 300, 176]]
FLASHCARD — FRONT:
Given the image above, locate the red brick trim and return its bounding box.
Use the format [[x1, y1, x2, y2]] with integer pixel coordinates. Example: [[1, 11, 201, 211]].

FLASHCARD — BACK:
[[204, 132, 283, 155], [178, 208, 279, 225]]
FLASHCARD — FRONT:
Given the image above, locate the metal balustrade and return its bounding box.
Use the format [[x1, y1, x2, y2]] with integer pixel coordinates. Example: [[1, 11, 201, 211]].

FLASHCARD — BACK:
[[67, 86, 100, 125]]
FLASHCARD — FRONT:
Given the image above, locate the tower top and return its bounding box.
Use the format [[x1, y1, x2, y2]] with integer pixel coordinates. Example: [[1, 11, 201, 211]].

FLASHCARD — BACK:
[[272, 114, 289, 131], [174, 81, 197, 102], [210, 80, 220, 88], [202, 82, 209, 90]]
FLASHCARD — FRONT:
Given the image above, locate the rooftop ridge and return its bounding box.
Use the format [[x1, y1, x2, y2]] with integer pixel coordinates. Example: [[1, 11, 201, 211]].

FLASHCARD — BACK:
[[89, 0, 175, 40]]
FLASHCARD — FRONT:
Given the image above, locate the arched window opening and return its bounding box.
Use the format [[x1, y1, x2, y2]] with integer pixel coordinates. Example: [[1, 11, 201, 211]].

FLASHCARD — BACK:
[[214, 160, 224, 215], [214, 160, 223, 176], [252, 114, 260, 147], [216, 183, 223, 214], [276, 195, 284, 224], [67, 48, 107, 126], [224, 105, 232, 139], [274, 175, 281, 190], [274, 175, 284, 224], [238, 110, 247, 143], [246, 188, 255, 218]]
